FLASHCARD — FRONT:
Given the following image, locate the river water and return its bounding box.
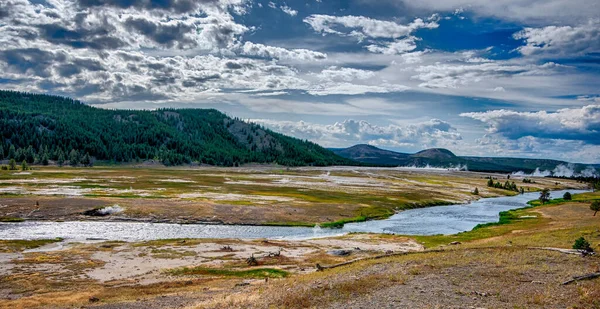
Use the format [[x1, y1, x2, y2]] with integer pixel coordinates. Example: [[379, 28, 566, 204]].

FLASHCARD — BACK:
[[0, 189, 584, 241]]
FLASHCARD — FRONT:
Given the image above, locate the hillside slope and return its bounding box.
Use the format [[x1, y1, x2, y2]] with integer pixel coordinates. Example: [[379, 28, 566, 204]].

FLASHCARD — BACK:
[[0, 90, 355, 167], [331, 144, 599, 174]]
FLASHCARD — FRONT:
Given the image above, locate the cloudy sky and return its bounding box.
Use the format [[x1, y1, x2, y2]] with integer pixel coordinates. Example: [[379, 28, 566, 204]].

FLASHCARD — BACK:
[[1, 0, 599, 163]]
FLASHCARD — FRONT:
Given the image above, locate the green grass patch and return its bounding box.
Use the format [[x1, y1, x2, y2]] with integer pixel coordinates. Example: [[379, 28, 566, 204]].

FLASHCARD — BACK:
[[0, 238, 63, 252], [321, 216, 368, 229], [150, 248, 197, 259], [167, 267, 289, 278], [411, 192, 597, 248], [0, 216, 25, 222], [321, 200, 452, 229], [472, 209, 522, 230], [263, 221, 316, 227]]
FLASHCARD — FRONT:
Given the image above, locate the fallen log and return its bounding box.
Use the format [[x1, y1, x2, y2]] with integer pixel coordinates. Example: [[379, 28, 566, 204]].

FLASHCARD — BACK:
[[562, 272, 600, 285], [529, 247, 594, 256], [315, 249, 446, 271]]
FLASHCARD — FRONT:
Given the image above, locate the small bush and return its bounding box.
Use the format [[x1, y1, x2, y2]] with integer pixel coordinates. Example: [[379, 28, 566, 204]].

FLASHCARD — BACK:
[[591, 201, 600, 216], [573, 237, 593, 252], [563, 192, 572, 200]]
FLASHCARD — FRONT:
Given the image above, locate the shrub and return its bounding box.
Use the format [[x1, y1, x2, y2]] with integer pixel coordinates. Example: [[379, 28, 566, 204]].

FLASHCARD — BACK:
[[563, 192, 572, 200], [8, 159, 17, 170], [591, 200, 600, 216], [573, 237, 593, 252]]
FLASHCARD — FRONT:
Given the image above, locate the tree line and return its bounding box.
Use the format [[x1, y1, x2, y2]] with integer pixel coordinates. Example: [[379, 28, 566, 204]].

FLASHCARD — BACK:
[[0, 90, 356, 167]]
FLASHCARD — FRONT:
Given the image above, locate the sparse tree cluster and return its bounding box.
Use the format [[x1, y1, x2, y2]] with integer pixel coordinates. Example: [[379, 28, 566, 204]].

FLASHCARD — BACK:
[[487, 177, 522, 193]]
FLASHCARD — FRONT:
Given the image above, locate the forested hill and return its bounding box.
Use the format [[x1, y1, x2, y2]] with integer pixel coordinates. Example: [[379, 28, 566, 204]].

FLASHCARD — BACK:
[[0, 90, 356, 167]]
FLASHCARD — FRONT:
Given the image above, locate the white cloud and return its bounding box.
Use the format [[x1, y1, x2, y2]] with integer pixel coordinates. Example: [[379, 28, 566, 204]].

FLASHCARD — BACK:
[[280, 5, 298, 16], [240, 42, 326, 61], [366, 37, 418, 54], [411, 61, 566, 89], [304, 15, 438, 40], [369, 0, 600, 25], [460, 104, 600, 144], [249, 118, 462, 148], [513, 19, 600, 56]]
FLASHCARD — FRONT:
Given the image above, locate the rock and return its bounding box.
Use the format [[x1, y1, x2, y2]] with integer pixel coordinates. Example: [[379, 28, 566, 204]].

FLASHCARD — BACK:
[[89, 296, 100, 303], [327, 249, 352, 256], [449, 241, 462, 245], [235, 282, 250, 287]]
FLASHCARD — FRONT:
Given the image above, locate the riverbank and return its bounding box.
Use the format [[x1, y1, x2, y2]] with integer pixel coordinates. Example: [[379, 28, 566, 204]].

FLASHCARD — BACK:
[[0, 190, 586, 241], [0, 192, 598, 308], [0, 166, 587, 227]]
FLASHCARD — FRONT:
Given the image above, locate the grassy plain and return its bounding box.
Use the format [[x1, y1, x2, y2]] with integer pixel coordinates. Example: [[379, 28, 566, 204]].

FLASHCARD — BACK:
[[0, 192, 597, 308], [0, 165, 585, 226], [0, 166, 597, 308]]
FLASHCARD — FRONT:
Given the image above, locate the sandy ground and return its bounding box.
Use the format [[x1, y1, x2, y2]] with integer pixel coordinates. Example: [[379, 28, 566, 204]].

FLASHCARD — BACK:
[[0, 234, 423, 307]]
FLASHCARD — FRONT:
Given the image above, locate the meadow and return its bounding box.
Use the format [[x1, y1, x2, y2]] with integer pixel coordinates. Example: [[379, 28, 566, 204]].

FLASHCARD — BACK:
[[0, 165, 584, 227], [0, 166, 596, 308]]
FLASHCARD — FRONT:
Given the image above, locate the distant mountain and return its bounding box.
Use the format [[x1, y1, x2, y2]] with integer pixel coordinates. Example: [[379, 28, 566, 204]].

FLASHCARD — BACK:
[[329, 144, 409, 166], [331, 144, 599, 174], [0, 90, 356, 167]]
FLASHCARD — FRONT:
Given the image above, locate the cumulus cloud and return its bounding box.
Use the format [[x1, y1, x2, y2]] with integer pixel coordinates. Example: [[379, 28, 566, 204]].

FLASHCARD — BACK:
[[461, 105, 600, 144], [249, 118, 462, 148], [304, 15, 438, 39], [304, 14, 437, 55], [366, 37, 418, 54], [513, 19, 600, 56], [369, 0, 599, 25], [239, 42, 326, 61], [280, 5, 298, 16]]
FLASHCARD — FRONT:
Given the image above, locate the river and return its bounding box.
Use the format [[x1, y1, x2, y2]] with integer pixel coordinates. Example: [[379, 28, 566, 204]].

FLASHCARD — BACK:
[[0, 189, 584, 241]]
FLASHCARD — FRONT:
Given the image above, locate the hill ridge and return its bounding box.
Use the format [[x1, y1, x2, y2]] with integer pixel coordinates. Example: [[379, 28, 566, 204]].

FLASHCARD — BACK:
[[331, 144, 599, 174], [0, 90, 355, 167]]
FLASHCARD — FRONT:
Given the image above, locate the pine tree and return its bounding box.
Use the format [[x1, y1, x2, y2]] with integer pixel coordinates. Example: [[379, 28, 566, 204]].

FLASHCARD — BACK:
[[21, 160, 29, 171], [57, 151, 65, 167], [41, 153, 49, 166], [69, 149, 79, 166], [8, 159, 17, 170], [8, 145, 15, 160], [81, 153, 91, 167]]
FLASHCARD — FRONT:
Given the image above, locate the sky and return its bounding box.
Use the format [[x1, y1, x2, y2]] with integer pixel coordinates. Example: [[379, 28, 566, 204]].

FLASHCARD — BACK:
[[0, 0, 599, 163]]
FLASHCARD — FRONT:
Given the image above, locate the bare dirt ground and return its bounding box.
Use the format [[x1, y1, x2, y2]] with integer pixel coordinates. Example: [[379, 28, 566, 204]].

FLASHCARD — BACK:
[[0, 234, 422, 309]]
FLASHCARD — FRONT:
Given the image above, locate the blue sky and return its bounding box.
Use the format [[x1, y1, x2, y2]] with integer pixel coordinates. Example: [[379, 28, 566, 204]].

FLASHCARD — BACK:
[[0, 0, 599, 163]]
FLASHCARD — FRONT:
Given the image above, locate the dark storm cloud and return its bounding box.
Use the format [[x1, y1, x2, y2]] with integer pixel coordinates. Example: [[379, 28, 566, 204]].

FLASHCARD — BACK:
[[35, 23, 126, 50], [0, 47, 105, 78], [0, 48, 66, 77], [182, 74, 221, 87], [124, 17, 196, 48], [0, 7, 9, 19], [76, 0, 219, 14], [225, 61, 243, 69]]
